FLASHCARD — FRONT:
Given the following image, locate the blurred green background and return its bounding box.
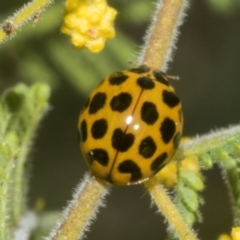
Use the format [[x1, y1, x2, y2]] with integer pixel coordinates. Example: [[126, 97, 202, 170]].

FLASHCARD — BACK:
[[0, 0, 240, 239]]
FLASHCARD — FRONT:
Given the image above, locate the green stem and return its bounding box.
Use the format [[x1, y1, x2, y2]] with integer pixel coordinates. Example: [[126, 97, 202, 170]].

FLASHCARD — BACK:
[[0, 138, 18, 240], [139, 0, 188, 70], [145, 177, 197, 240], [0, 0, 53, 44], [221, 158, 240, 226], [10, 107, 47, 222], [182, 125, 240, 167], [11, 126, 35, 220], [46, 174, 110, 240]]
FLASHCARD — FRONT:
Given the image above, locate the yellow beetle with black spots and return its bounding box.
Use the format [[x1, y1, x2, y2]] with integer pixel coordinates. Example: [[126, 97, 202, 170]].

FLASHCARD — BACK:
[[78, 65, 183, 185]]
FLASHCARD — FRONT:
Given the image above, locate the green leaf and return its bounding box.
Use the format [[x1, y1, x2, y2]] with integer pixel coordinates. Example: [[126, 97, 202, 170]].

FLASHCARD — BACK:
[[181, 170, 204, 192], [207, 0, 235, 13], [3, 91, 24, 113], [0, 83, 50, 235], [0, 133, 19, 240], [181, 188, 199, 212], [220, 158, 240, 225], [122, 1, 153, 24], [176, 200, 196, 226], [198, 153, 213, 168]]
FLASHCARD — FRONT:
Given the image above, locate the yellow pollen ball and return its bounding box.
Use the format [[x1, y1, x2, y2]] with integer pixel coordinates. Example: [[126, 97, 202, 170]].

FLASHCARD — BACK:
[[61, 0, 117, 52], [232, 227, 240, 240], [71, 33, 86, 49], [217, 234, 232, 240]]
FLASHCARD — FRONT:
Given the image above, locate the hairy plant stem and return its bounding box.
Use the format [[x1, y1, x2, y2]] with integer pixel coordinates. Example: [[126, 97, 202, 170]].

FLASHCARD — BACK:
[[140, 0, 187, 70], [11, 112, 44, 223], [0, 0, 53, 44], [180, 124, 240, 225], [145, 177, 197, 240], [46, 174, 109, 240]]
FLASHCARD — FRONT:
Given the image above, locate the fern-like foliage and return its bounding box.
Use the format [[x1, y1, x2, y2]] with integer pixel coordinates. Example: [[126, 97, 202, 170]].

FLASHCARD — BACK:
[[168, 126, 240, 239], [0, 83, 50, 240]]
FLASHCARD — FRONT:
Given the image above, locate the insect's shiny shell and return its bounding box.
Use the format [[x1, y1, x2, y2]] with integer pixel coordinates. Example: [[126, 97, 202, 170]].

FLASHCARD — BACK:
[[78, 65, 183, 185]]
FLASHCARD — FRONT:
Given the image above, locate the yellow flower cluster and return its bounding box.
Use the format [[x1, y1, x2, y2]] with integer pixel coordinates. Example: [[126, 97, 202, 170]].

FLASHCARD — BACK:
[[61, 0, 117, 52], [232, 227, 240, 240], [156, 137, 200, 187], [218, 234, 232, 240], [218, 227, 240, 240]]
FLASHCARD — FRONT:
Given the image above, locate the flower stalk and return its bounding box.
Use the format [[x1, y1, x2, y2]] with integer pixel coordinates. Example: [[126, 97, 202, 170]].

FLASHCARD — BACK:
[[0, 0, 53, 44], [145, 177, 197, 240], [139, 0, 188, 71], [46, 173, 110, 240]]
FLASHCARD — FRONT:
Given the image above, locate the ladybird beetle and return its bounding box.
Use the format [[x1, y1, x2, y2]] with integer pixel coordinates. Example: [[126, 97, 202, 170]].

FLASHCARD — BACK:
[[78, 65, 183, 185]]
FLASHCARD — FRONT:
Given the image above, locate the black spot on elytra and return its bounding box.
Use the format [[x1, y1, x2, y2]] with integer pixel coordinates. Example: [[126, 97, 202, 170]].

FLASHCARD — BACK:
[[109, 72, 129, 85], [79, 120, 87, 142], [88, 148, 109, 166], [173, 132, 182, 149], [110, 92, 132, 112], [151, 152, 168, 172], [89, 92, 107, 114], [112, 128, 135, 152], [129, 65, 150, 74], [141, 102, 159, 125], [153, 70, 169, 86], [139, 136, 156, 158], [118, 160, 142, 182], [160, 118, 176, 144], [137, 77, 155, 89], [162, 90, 180, 108], [91, 119, 108, 139]]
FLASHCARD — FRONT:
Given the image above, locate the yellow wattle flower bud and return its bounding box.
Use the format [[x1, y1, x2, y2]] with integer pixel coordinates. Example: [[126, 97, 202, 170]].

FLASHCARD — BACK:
[[218, 234, 232, 240], [61, 0, 117, 52], [232, 227, 240, 240], [156, 137, 200, 188], [156, 161, 177, 187]]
